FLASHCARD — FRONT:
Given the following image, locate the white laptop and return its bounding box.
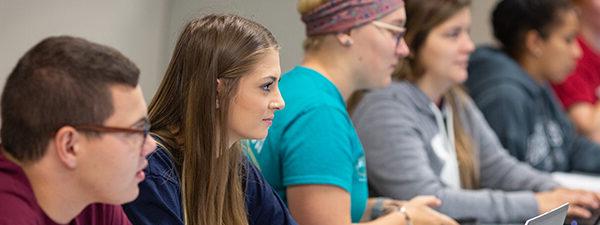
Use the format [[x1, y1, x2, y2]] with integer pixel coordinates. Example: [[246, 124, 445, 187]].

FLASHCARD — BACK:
[[525, 203, 569, 225]]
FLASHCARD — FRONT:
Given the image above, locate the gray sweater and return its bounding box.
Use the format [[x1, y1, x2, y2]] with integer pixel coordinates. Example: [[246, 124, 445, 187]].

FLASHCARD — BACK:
[[352, 81, 560, 223]]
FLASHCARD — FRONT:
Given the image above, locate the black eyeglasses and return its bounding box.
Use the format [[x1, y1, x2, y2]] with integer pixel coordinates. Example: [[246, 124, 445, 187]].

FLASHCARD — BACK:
[[72, 121, 151, 149], [372, 20, 406, 49]]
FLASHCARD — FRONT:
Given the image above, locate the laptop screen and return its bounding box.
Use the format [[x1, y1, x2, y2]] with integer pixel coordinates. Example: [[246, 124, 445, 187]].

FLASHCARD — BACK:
[[526, 203, 569, 225]]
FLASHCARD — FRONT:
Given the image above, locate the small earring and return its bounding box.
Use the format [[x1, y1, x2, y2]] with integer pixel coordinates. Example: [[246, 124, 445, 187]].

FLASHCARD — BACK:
[[216, 99, 220, 109], [532, 48, 543, 58], [343, 39, 352, 46]]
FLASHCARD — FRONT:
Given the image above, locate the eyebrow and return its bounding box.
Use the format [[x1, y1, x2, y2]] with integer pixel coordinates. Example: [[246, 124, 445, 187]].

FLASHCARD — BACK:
[[373, 21, 406, 32], [390, 18, 406, 26], [130, 117, 150, 128], [263, 75, 280, 82]]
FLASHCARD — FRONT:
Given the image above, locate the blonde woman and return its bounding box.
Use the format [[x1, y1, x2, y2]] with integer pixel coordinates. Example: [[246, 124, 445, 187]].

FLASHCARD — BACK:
[[249, 1, 458, 225]]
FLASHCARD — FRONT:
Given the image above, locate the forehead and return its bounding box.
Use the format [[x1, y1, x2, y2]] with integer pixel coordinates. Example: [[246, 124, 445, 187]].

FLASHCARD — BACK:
[[241, 49, 281, 81], [379, 6, 406, 24], [104, 85, 146, 126], [435, 8, 471, 29], [543, 9, 578, 37], [557, 9, 579, 29]]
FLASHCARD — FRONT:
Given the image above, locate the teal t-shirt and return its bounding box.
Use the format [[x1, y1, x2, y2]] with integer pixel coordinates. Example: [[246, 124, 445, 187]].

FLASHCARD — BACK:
[[248, 66, 368, 222]]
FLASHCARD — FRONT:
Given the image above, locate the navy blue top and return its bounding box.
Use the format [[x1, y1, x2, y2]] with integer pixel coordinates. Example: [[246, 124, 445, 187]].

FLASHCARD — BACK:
[[123, 139, 297, 225], [467, 46, 600, 173]]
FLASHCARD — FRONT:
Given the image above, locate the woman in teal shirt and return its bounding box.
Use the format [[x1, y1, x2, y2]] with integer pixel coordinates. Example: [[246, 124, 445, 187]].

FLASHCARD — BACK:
[[249, 1, 458, 225]]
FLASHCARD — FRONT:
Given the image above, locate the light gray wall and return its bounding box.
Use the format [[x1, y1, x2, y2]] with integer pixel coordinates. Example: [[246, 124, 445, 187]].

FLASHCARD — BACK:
[[165, 0, 498, 76], [0, 0, 498, 103], [471, 0, 497, 45], [165, 0, 303, 73], [0, 0, 170, 101]]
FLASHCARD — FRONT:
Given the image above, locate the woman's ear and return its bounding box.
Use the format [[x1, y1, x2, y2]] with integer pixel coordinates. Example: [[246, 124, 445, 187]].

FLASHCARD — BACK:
[[525, 30, 545, 58], [216, 79, 222, 109], [336, 33, 354, 47], [216, 78, 222, 93]]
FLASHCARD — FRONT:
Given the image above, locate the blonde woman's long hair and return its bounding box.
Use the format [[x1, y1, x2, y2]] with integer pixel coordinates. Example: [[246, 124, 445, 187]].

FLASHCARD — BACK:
[[148, 14, 279, 225]]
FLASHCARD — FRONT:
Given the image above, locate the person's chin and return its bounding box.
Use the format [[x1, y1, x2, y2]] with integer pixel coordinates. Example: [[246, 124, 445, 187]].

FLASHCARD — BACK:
[[245, 130, 268, 140], [123, 188, 140, 203], [103, 187, 139, 205], [371, 75, 392, 89], [453, 71, 468, 84], [551, 75, 569, 84]]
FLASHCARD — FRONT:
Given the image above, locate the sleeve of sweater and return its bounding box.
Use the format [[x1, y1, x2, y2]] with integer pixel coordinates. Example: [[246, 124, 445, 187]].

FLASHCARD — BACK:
[[464, 95, 559, 192], [568, 131, 600, 173], [551, 85, 600, 173], [471, 84, 531, 161], [353, 91, 554, 224]]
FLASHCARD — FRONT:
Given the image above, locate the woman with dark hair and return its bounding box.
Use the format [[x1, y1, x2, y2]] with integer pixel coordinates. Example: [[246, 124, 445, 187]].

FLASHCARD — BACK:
[[552, 0, 600, 142], [247, 0, 457, 225], [352, 0, 600, 223], [467, 0, 600, 174], [122, 14, 296, 225]]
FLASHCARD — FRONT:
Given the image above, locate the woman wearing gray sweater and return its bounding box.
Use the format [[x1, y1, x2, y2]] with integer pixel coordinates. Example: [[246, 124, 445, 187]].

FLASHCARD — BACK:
[[350, 0, 600, 223]]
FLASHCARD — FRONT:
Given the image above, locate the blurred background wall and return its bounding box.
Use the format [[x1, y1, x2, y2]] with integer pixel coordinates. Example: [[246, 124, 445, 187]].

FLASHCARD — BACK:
[[0, 0, 498, 101]]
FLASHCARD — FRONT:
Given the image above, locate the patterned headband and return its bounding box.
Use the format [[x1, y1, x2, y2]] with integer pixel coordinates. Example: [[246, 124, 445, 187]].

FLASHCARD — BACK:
[[301, 0, 404, 36]]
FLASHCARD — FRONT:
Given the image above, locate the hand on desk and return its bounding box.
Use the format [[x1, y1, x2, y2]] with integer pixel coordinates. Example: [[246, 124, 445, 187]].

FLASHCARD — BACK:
[[402, 196, 459, 225], [535, 188, 600, 219], [369, 196, 458, 225]]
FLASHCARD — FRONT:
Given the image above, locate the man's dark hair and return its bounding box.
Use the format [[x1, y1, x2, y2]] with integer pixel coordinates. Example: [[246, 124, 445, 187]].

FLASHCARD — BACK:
[[492, 0, 574, 59], [1, 36, 140, 162]]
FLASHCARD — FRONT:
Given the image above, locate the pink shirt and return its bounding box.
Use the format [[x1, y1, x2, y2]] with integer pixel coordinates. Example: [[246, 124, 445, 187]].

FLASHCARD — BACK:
[[0, 151, 132, 225]]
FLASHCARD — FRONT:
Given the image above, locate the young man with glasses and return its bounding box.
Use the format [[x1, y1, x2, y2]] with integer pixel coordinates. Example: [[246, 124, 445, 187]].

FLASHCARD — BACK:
[[0, 36, 156, 224]]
